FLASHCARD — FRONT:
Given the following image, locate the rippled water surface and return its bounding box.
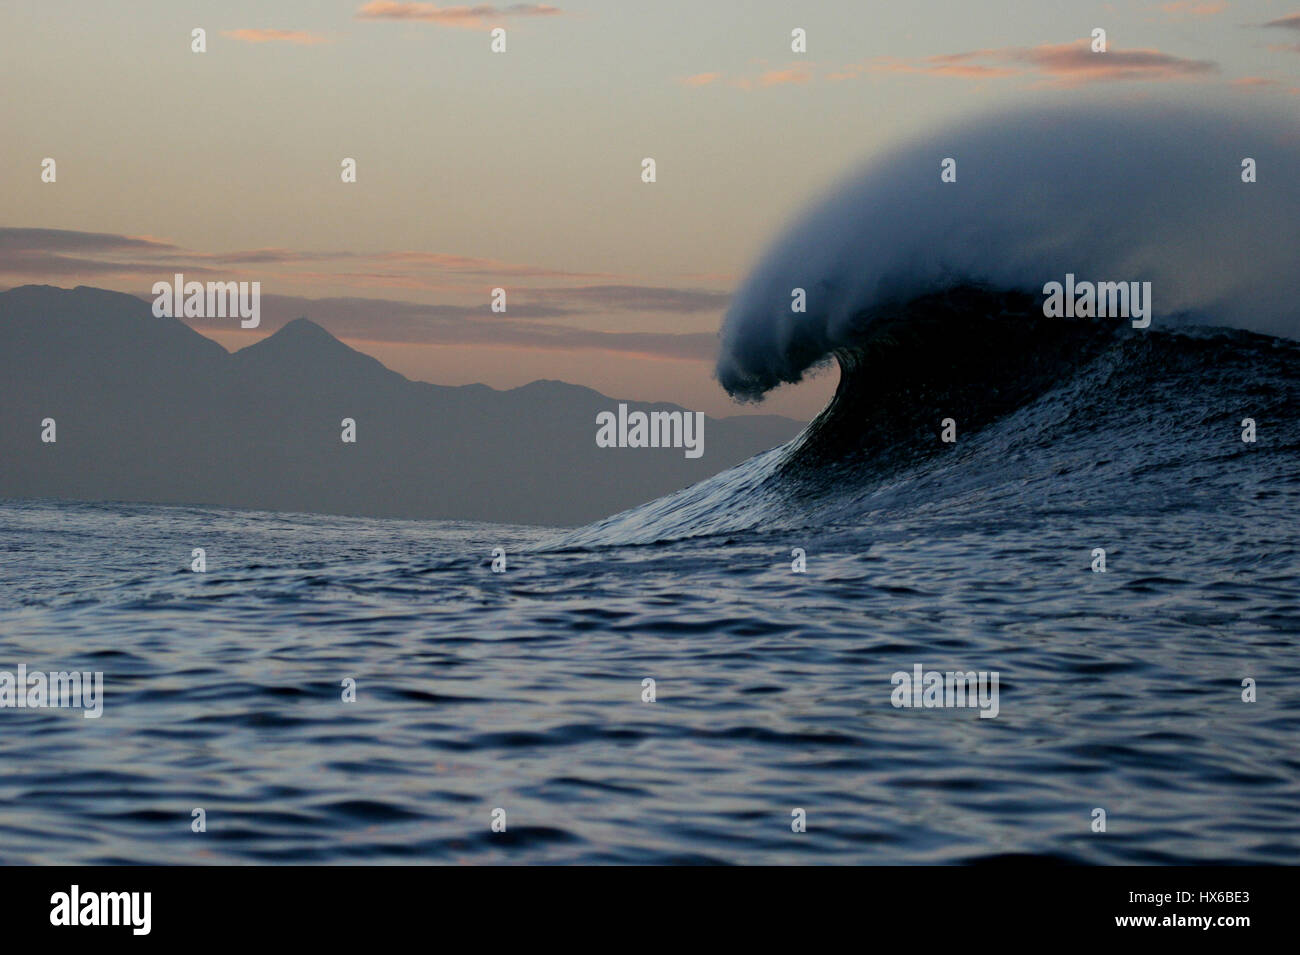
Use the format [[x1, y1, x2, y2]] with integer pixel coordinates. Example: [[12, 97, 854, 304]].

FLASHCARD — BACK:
[[1, 483, 1297, 864]]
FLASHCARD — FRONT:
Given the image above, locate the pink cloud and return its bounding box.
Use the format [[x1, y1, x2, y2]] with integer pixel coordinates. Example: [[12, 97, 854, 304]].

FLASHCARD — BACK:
[[222, 29, 330, 45], [858, 40, 1215, 88], [759, 64, 813, 87], [680, 72, 722, 87], [1231, 76, 1300, 94], [865, 56, 1019, 80], [678, 63, 813, 90], [355, 2, 562, 26], [1016, 41, 1217, 85], [1159, 1, 1228, 18]]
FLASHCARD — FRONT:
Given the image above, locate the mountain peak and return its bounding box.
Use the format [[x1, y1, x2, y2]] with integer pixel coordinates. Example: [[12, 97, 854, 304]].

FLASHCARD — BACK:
[[246, 317, 340, 350], [241, 317, 348, 356], [261, 317, 337, 344], [232, 315, 407, 386]]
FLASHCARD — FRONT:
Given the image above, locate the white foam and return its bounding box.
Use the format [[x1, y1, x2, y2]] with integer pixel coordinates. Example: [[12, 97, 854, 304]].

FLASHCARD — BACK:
[[716, 104, 1300, 399]]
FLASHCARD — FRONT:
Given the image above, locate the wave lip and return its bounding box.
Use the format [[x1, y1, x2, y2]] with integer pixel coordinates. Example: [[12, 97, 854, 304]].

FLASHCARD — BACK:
[[716, 104, 1300, 401]]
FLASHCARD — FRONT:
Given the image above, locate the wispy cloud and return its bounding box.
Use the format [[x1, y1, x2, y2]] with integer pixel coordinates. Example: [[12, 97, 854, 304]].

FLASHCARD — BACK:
[[0, 229, 190, 278], [679, 72, 722, 87], [513, 285, 729, 314], [222, 29, 330, 45], [181, 294, 718, 361], [0, 228, 177, 254], [1158, 1, 1228, 19], [680, 62, 814, 91], [355, 2, 563, 26], [0, 253, 200, 278], [1263, 11, 1300, 50], [851, 57, 1017, 80], [988, 41, 1216, 85], [0, 227, 730, 363], [190, 248, 340, 265], [1263, 12, 1300, 31], [0, 230, 618, 285], [847, 40, 1216, 87], [759, 64, 813, 87], [374, 251, 613, 279], [695, 38, 1217, 91], [1231, 75, 1300, 94]]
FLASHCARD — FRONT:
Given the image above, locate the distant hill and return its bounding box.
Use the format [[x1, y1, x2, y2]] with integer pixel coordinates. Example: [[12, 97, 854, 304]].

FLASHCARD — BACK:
[[0, 285, 805, 525]]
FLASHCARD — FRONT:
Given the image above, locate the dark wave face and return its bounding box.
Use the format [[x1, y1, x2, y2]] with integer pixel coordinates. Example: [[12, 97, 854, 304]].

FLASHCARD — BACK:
[[561, 292, 1299, 548]]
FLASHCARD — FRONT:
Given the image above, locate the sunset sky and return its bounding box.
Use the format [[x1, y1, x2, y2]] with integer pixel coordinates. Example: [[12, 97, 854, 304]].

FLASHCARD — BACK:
[[3, 0, 1298, 418]]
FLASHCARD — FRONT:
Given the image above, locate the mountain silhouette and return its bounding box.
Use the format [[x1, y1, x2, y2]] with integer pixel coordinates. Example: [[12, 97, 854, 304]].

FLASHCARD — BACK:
[[0, 285, 803, 525]]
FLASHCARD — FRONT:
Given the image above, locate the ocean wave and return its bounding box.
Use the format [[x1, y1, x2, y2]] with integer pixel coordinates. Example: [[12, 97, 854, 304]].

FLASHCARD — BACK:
[[559, 309, 1298, 548], [716, 104, 1300, 401]]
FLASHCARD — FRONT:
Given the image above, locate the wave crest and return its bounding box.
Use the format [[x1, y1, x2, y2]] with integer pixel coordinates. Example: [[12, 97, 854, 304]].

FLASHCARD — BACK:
[[716, 104, 1300, 400]]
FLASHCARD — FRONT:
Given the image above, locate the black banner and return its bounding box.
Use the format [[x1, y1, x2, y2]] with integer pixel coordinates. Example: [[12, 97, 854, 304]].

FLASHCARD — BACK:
[[0, 865, 1288, 941]]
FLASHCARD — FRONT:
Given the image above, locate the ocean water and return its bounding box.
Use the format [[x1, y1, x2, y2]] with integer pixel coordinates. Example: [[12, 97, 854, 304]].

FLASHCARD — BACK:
[[1, 312, 1297, 865]]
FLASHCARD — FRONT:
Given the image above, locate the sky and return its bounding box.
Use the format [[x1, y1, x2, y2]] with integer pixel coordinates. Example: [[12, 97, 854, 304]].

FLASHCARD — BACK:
[[2, 0, 1298, 418]]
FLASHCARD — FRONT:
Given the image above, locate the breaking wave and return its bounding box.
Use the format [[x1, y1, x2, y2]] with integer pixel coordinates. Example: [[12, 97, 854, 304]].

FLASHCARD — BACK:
[[717, 103, 1300, 400], [559, 105, 1300, 548]]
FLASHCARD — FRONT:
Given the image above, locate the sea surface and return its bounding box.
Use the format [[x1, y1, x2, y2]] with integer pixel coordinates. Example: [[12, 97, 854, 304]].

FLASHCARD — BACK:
[[1, 313, 1299, 865]]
